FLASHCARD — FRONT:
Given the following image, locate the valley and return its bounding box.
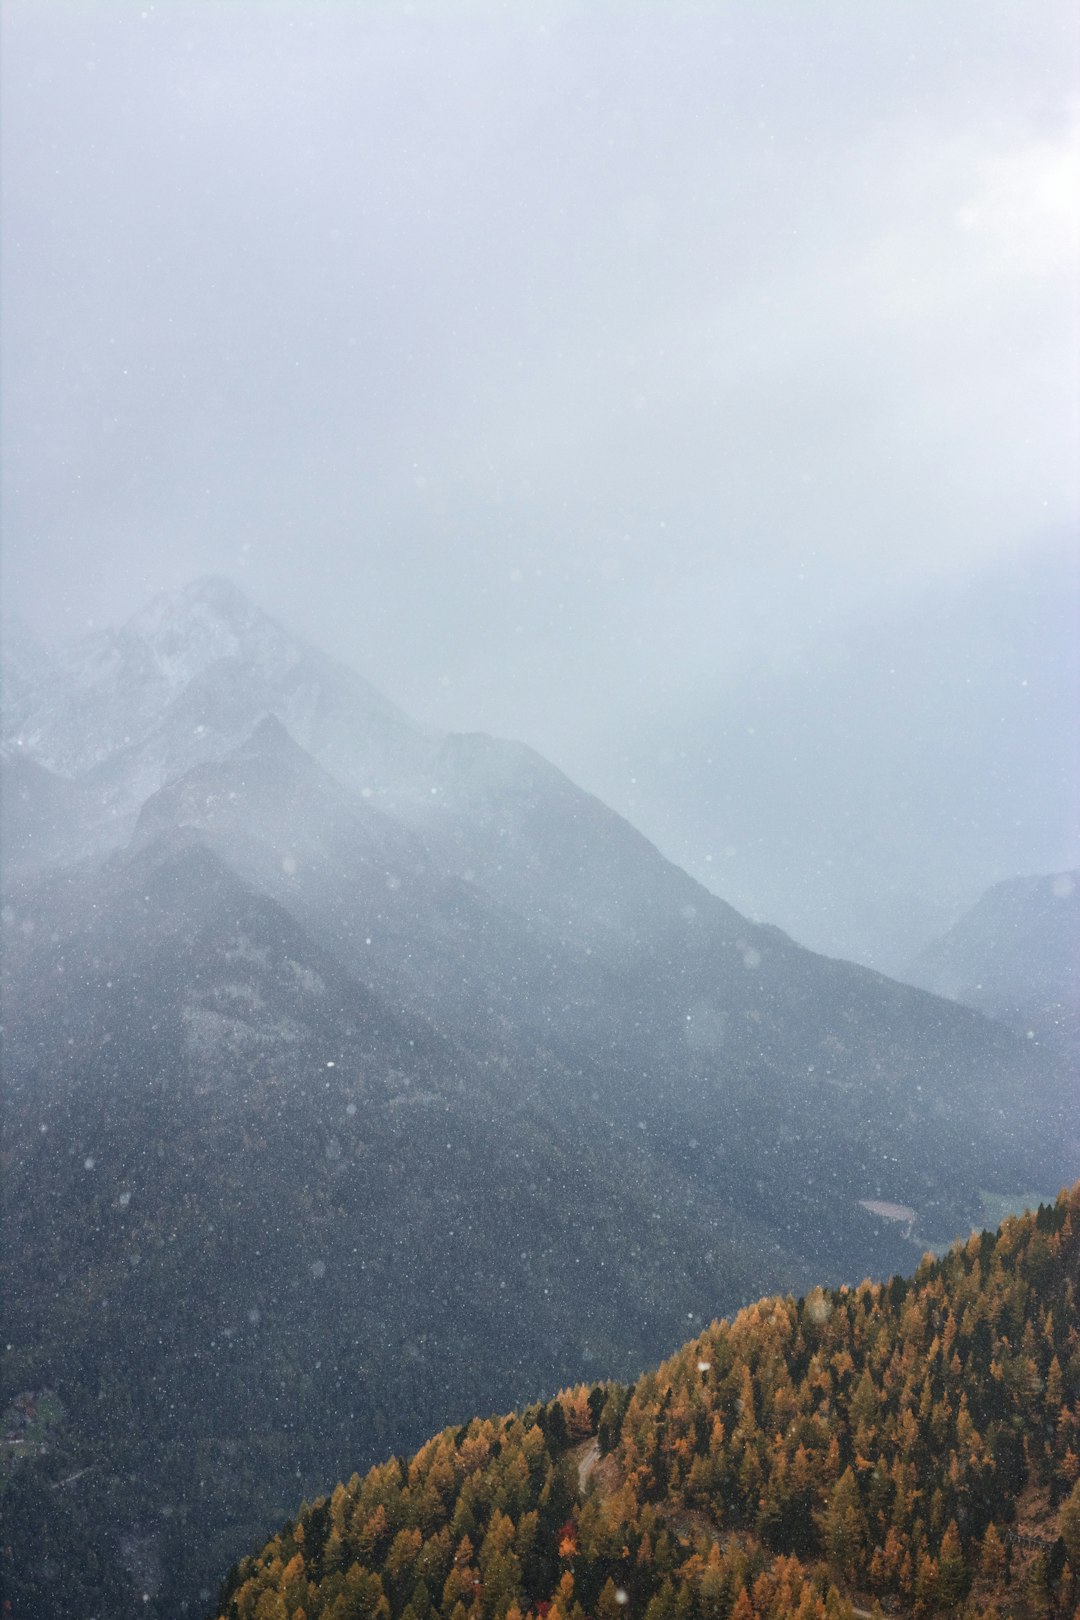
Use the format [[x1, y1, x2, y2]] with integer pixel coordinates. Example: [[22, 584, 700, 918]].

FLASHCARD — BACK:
[[2, 581, 1075, 1618]]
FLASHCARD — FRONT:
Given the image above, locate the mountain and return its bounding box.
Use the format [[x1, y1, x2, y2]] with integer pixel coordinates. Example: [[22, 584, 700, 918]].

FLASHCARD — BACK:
[[2, 579, 1075, 1619], [904, 872, 1080, 1059], [0, 751, 89, 879], [0, 614, 54, 736], [2, 578, 418, 780], [5, 834, 765, 1616], [0, 577, 432, 870], [213, 1187, 1080, 1620]]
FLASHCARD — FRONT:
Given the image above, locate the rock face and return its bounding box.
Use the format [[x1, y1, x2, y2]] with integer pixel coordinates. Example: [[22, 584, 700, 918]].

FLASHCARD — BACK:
[[2, 579, 1075, 1620], [905, 871, 1080, 1059]]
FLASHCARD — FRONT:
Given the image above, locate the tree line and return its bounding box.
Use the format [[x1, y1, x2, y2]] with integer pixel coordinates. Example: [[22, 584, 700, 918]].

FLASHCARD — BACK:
[[217, 1185, 1080, 1620]]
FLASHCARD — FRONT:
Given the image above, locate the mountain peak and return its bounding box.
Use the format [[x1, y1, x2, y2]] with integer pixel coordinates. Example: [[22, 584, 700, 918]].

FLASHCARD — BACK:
[[124, 574, 266, 646], [109, 576, 315, 708], [184, 574, 252, 610], [3, 577, 431, 818]]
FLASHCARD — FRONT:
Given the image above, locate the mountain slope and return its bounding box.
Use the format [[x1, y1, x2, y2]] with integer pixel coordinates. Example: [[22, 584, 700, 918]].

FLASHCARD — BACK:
[[2, 835, 780, 1619], [905, 871, 1080, 1058], [1, 577, 433, 864], [2, 579, 1076, 1620], [0, 751, 90, 878], [214, 1186, 1080, 1620], [119, 711, 1077, 1251]]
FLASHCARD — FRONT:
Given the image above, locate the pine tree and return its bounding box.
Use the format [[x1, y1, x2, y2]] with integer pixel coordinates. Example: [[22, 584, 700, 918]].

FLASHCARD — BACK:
[[979, 1522, 1006, 1584], [729, 1587, 754, 1620], [824, 1468, 865, 1582], [597, 1578, 623, 1620], [913, 1551, 938, 1618], [936, 1520, 966, 1608]]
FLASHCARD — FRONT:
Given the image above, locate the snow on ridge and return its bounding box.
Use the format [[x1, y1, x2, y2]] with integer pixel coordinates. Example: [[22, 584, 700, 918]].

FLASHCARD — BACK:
[[2, 578, 438, 837], [121, 576, 301, 694]]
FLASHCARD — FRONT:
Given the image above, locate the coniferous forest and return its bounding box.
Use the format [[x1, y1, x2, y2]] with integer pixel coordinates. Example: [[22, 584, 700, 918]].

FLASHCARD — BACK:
[[4, 8, 1079, 1620], [216, 1187, 1080, 1620]]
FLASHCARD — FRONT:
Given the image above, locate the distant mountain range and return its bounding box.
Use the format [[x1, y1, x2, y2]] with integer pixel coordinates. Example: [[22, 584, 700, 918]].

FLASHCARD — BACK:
[[2, 579, 1075, 1620], [904, 870, 1080, 1060]]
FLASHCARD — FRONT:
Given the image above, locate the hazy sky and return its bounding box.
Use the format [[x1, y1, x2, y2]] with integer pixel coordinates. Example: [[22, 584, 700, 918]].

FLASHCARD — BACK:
[[2, 1, 1077, 962]]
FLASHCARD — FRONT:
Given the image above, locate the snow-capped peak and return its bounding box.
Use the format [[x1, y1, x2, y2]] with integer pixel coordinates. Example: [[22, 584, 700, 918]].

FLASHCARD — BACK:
[[2, 579, 433, 840], [121, 576, 300, 695]]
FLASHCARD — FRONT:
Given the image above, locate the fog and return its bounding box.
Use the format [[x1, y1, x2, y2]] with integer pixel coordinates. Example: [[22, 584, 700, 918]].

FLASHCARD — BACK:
[[3, 0, 1077, 964]]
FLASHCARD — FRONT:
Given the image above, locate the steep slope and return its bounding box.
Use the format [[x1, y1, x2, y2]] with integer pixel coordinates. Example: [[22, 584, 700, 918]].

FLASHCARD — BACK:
[[215, 1187, 1080, 1620], [3, 580, 1076, 1620], [1, 577, 434, 863], [121, 713, 1077, 1257], [397, 729, 748, 958], [1, 836, 776, 1620], [905, 872, 1080, 1058], [125, 715, 600, 1055], [0, 614, 54, 737], [0, 751, 89, 878]]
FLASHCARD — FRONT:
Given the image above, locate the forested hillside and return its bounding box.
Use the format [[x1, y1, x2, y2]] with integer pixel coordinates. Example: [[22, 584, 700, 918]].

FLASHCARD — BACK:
[[217, 1187, 1080, 1620], [7, 581, 1075, 1618]]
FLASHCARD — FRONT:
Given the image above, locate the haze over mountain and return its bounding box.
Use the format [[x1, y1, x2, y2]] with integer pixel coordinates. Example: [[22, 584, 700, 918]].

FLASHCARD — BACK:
[[2, 578, 1075, 1619], [4, 1, 1078, 973], [903, 870, 1080, 1061], [3, 9, 1077, 1619]]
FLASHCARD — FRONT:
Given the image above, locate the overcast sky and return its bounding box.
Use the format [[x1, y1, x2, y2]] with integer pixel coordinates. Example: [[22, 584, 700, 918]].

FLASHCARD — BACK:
[[2, 1, 1077, 963]]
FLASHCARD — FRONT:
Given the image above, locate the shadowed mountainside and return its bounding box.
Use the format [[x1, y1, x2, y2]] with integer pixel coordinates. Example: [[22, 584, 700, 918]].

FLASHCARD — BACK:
[[2, 580, 1075, 1619]]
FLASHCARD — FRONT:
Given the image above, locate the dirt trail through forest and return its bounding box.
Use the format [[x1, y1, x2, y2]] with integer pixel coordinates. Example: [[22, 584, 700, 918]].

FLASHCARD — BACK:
[[574, 1438, 600, 1491]]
